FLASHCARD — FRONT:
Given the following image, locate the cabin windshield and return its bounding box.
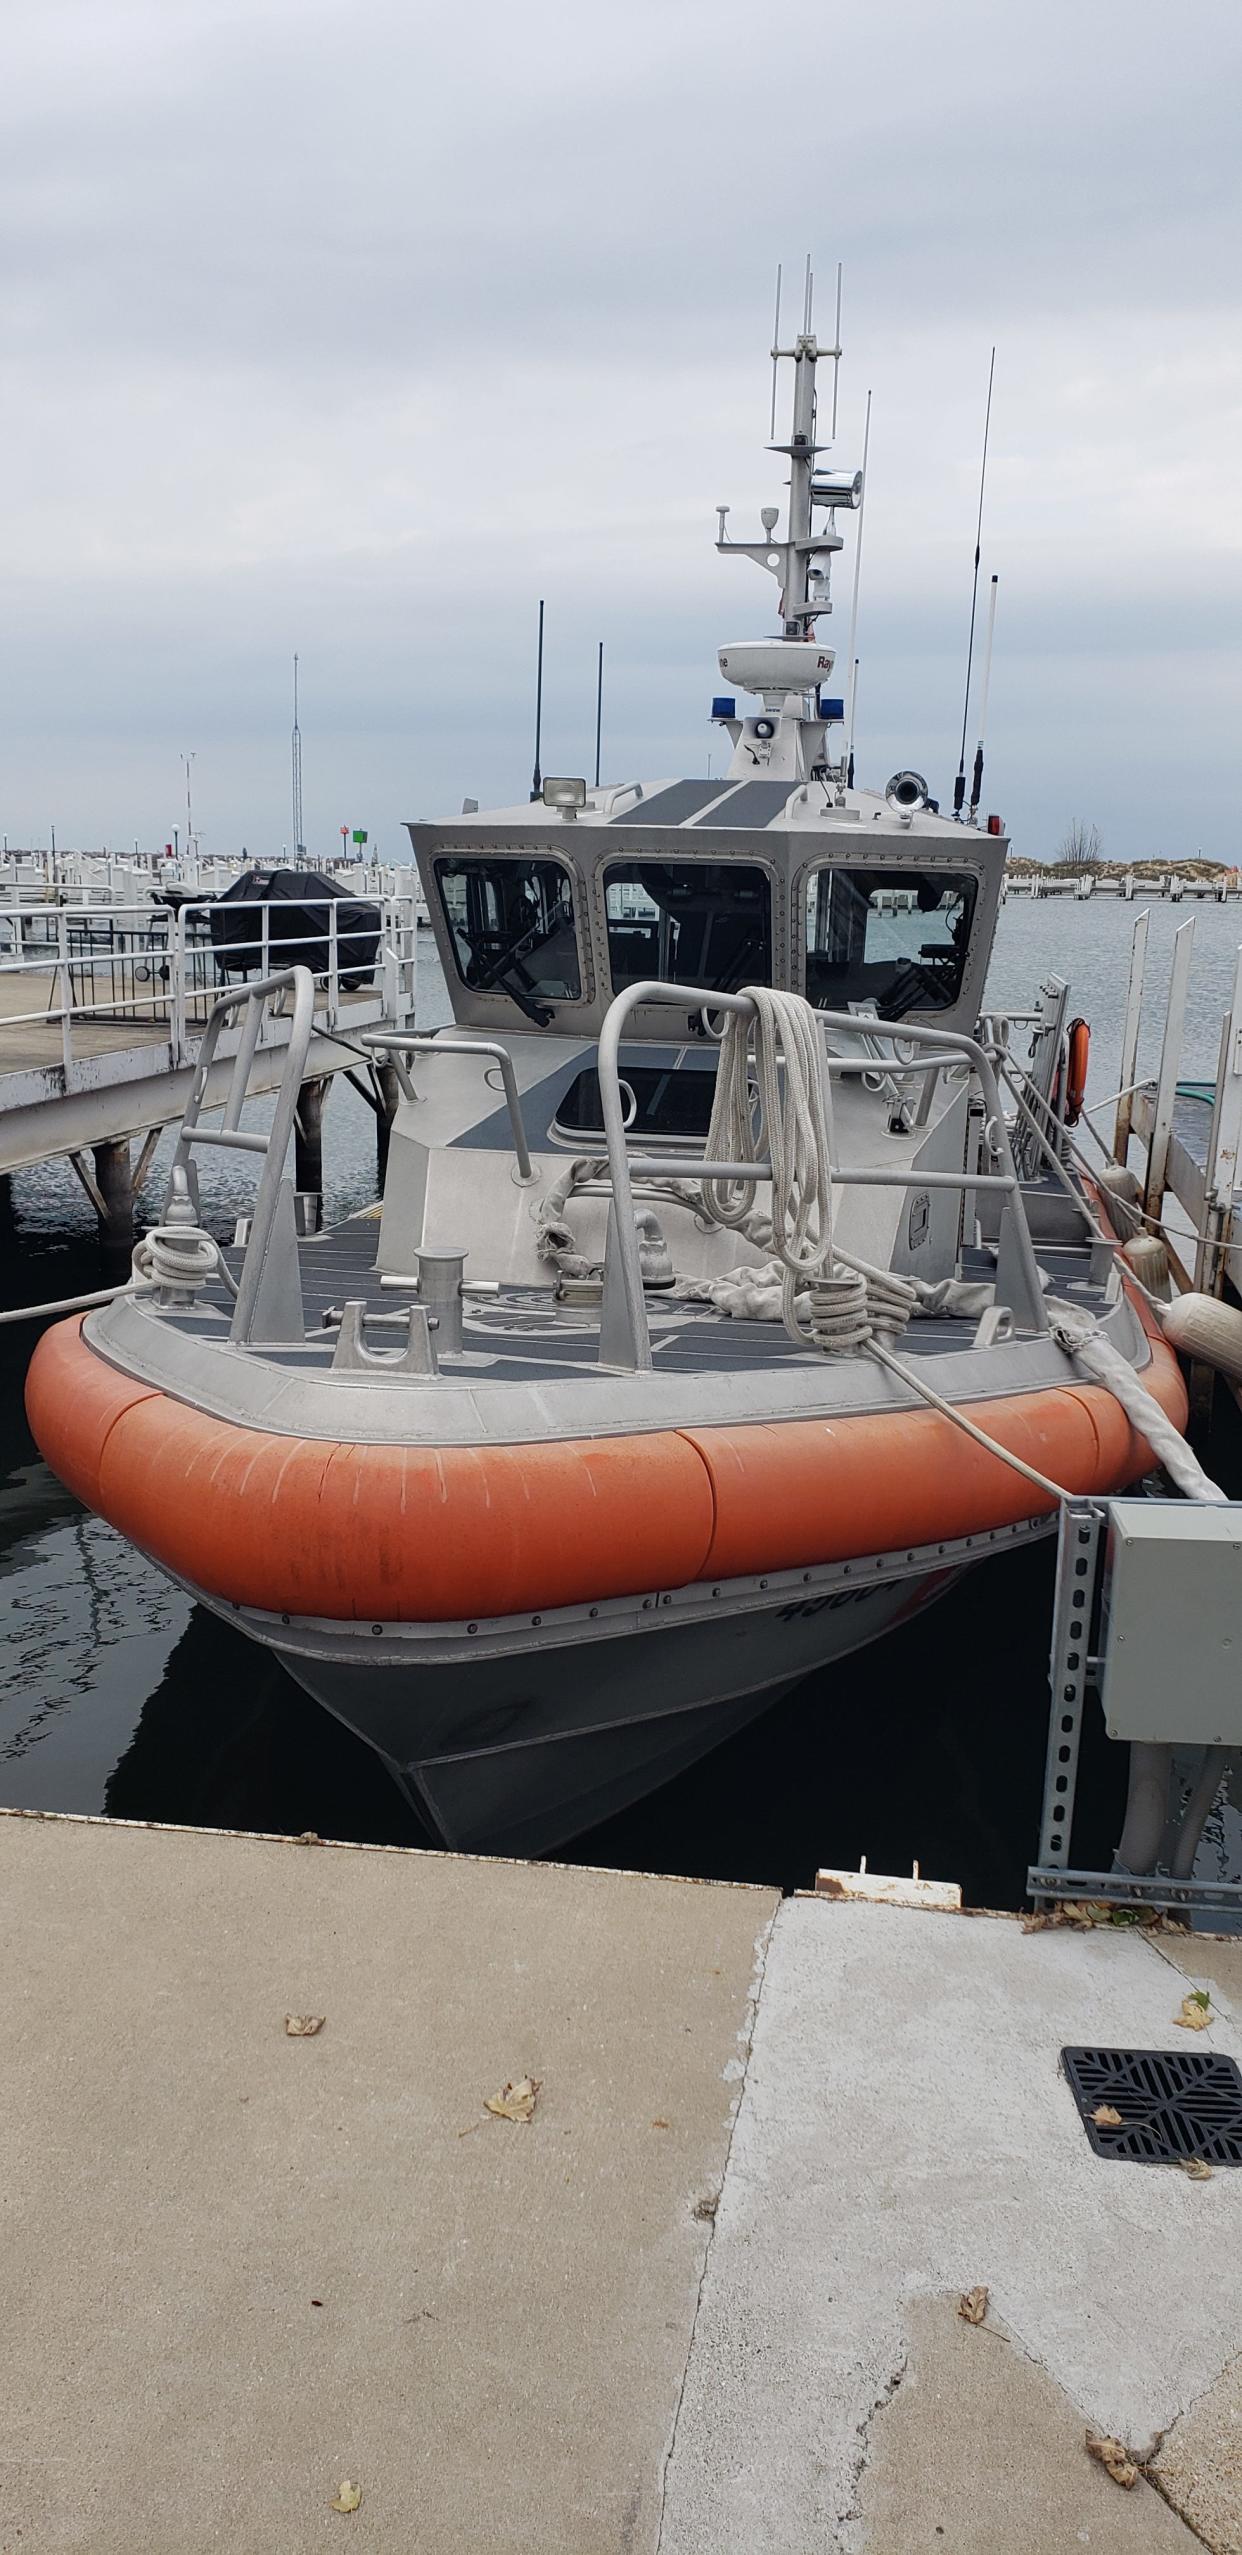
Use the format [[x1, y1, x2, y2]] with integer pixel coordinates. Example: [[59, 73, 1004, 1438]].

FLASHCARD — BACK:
[[804, 866, 977, 1019], [604, 861, 772, 996], [435, 856, 581, 1018]]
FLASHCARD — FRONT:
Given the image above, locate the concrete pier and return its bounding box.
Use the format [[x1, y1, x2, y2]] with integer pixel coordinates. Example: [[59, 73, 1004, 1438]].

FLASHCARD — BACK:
[[2, 1810, 1241, 2553]]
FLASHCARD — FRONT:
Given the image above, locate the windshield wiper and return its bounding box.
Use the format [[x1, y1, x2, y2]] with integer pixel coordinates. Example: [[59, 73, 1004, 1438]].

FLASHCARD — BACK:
[[464, 914, 558, 1025]]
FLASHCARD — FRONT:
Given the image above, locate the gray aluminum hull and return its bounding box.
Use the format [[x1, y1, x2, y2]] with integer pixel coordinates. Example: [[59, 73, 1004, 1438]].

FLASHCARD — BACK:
[[196, 1553, 987, 1857]]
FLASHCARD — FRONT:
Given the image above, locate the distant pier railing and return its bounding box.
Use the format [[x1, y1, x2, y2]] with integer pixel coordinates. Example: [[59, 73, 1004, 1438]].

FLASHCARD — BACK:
[[1002, 869, 1239, 903], [0, 891, 419, 1089]]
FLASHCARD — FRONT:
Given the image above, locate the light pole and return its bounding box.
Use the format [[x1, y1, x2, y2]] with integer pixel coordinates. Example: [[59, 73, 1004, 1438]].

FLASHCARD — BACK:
[[182, 753, 196, 860]]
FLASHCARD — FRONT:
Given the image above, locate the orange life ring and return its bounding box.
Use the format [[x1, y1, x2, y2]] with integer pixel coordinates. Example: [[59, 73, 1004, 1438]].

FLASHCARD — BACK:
[[1065, 1017, 1090, 1126], [25, 1309, 1188, 1626]]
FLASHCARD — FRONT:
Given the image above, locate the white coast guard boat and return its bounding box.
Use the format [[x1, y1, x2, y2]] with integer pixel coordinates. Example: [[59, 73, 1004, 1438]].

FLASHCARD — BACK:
[[27, 303, 1193, 1855]]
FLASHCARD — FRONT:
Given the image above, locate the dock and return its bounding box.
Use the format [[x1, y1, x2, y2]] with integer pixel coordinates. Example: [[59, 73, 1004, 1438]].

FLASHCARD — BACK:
[[0, 872, 420, 1233], [4, 1807, 1239, 2552]]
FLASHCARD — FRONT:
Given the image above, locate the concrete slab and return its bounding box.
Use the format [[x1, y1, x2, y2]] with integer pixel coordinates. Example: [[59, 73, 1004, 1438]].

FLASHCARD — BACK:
[[1157, 1929, 1242, 2020], [658, 1899, 1242, 2555], [0, 1812, 777, 2554], [858, 2294, 1200, 2551], [1154, 2352, 1242, 2553]]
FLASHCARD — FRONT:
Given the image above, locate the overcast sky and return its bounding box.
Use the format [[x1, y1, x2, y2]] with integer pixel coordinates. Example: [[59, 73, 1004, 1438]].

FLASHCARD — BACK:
[[2, 0, 1239, 863]]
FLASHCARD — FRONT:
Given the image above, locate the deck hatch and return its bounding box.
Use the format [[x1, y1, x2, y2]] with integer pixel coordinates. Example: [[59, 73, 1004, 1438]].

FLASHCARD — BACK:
[[1061, 2044, 1242, 2165]]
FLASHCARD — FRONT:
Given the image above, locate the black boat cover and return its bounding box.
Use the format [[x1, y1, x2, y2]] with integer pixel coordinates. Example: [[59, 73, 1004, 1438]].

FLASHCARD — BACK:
[[208, 868, 381, 991]]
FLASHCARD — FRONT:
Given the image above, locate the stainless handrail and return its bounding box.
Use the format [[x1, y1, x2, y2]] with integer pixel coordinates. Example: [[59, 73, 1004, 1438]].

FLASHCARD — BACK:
[[357, 1031, 534, 1182], [167, 965, 316, 1345], [595, 979, 1049, 1370]]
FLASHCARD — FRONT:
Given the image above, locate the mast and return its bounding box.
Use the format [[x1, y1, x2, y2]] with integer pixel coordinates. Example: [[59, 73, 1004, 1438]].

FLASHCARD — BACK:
[[782, 329, 818, 636], [712, 262, 863, 784], [716, 260, 861, 641]]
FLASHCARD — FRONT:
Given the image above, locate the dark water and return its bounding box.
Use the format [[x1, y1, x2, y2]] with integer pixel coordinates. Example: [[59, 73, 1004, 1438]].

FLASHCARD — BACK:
[[2, 900, 1239, 1897]]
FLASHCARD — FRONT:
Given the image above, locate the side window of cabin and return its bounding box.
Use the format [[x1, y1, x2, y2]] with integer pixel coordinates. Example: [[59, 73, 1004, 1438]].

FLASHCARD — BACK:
[[435, 858, 582, 1003], [552, 1058, 718, 1143], [603, 861, 772, 995], [804, 867, 977, 1019]]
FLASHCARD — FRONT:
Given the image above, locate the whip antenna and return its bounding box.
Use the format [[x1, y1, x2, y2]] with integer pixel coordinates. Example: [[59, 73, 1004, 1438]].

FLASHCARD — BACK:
[[952, 345, 996, 818], [969, 574, 999, 818], [529, 598, 545, 802], [844, 387, 872, 774], [593, 640, 604, 789], [831, 262, 843, 438], [769, 263, 783, 438]]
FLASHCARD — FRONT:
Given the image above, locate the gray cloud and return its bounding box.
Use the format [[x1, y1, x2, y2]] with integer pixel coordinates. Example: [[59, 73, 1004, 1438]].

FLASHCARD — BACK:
[[1, 0, 1239, 861]]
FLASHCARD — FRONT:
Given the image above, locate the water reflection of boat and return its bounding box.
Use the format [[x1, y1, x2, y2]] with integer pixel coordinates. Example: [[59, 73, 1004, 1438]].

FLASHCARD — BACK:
[[103, 1603, 427, 1845], [27, 302, 1193, 1859], [0, 1460, 81, 1565]]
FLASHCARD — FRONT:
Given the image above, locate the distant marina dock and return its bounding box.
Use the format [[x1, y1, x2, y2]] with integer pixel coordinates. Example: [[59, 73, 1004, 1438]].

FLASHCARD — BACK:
[[1004, 864, 1240, 900]]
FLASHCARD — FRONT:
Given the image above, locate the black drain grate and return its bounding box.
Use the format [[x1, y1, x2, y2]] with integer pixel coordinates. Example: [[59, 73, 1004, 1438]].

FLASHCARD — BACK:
[[1062, 2045, 1242, 2165]]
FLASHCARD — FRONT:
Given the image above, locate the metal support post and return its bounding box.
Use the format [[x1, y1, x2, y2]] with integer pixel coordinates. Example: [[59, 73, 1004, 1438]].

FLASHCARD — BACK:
[[1113, 907, 1149, 1163], [1034, 1501, 1103, 1889], [1144, 916, 1194, 1217], [1197, 942, 1242, 1292], [294, 1075, 330, 1210], [374, 1060, 401, 1182], [90, 1136, 135, 1248], [55, 905, 73, 1080]]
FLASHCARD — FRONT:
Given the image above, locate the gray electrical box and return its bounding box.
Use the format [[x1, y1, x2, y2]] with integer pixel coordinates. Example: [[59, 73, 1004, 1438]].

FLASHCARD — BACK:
[[1099, 1497, 1242, 1746]]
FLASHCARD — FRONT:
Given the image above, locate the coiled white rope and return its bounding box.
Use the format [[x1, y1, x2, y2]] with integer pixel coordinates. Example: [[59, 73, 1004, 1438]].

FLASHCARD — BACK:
[[701, 985, 837, 1345], [0, 1219, 240, 1327], [132, 1222, 239, 1299]]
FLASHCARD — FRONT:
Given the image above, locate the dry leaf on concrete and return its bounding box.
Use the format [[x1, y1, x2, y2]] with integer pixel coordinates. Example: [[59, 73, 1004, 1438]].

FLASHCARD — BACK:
[[1090, 2104, 1124, 2128], [329, 2480, 362, 2513], [1180, 2156, 1214, 2181], [957, 2286, 989, 2325], [284, 2014, 325, 2037], [484, 2076, 540, 2123], [1173, 1991, 1213, 2032], [1086, 2431, 1139, 2489]]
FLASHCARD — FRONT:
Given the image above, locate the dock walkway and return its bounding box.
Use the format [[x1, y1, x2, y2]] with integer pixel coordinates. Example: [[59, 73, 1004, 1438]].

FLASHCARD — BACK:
[[2, 1810, 1240, 2552], [0, 888, 419, 1183]]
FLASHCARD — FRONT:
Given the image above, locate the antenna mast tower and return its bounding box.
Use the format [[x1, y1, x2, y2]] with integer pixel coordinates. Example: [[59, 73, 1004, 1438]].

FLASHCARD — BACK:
[[291, 654, 305, 858]]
